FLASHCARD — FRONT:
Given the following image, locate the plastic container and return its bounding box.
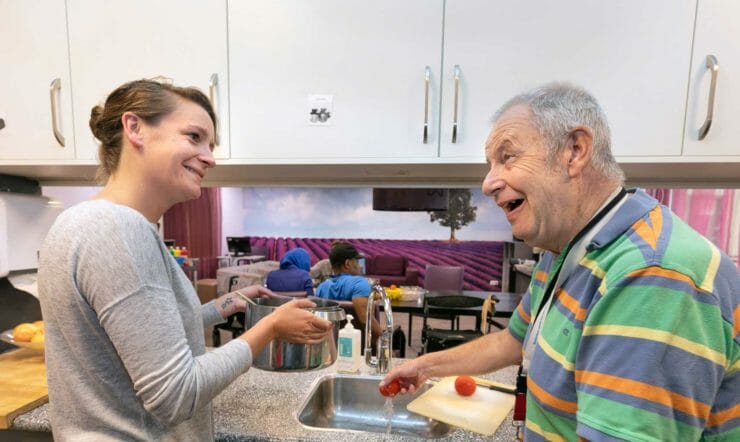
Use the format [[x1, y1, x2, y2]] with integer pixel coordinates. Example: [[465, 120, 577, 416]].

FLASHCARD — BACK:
[[336, 314, 361, 374]]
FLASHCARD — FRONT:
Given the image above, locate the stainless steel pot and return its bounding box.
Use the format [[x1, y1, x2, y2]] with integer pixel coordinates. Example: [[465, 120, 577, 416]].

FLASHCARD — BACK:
[[246, 297, 346, 371]]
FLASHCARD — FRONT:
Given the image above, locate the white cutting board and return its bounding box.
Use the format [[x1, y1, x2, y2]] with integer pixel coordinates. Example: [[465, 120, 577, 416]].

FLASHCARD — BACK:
[[407, 376, 515, 436]]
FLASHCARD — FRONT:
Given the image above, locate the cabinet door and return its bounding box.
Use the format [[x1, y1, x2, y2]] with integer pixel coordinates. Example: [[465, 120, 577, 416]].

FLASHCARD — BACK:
[[441, 0, 696, 160], [683, 0, 740, 156], [228, 0, 443, 161], [0, 0, 75, 160], [67, 0, 229, 160]]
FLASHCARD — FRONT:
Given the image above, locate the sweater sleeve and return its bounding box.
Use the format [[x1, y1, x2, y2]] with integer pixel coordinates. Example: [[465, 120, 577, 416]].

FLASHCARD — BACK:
[[201, 300, 227, 328], [76, 211, 252, 426]]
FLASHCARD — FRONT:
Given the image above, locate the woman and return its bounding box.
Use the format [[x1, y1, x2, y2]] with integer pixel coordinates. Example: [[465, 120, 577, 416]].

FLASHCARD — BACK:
[[37, 79, 332, 441], [264, 247, 314, 295]]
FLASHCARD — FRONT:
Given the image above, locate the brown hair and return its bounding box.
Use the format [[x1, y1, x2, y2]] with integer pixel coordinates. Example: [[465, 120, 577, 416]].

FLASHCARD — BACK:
[[89, 79, 217, 183]]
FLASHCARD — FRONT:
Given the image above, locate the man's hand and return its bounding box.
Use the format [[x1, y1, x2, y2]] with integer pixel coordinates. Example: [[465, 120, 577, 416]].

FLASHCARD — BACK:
[[379, 359, 429, 395]]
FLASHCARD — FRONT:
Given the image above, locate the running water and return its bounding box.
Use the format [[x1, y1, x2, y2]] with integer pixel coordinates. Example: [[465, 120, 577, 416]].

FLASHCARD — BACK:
[[384, 397, 394, 434]]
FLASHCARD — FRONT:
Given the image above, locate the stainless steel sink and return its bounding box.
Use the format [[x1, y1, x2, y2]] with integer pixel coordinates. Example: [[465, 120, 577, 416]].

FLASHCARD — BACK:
[[296, 373, 452, 438]]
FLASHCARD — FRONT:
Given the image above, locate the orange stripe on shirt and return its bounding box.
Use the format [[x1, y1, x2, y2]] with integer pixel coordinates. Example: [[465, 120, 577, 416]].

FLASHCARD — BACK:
[[632, 218, 657, 251], [626, 266, 710, 294], [575, 370, 711, 420], [556, 288, 587, 322], [528, 377, 578, 414], [535, 270, 548, 283], [517, 303, 531, 324], [733, 305, 740, 338], [707, 403, 740, 428], [649, 206, 664, 246]]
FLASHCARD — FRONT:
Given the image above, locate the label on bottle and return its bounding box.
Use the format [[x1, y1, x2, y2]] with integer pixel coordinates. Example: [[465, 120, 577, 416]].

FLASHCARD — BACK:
[[339, 336, 353, 358]]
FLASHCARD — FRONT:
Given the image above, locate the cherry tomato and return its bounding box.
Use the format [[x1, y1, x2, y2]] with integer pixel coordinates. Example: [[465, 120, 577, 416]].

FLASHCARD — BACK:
[[379, 378, 401, 397], [454, 375, 477, 396]]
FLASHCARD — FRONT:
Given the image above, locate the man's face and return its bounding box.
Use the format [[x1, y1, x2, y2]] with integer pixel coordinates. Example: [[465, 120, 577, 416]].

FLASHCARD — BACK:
[[344, 258, 362, 275], [481, 105, 570, 252]]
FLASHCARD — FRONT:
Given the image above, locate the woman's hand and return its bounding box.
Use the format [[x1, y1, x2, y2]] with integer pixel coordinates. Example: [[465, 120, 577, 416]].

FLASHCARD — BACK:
[[214, 285, 277, 319], [268, 298, 333, 344]]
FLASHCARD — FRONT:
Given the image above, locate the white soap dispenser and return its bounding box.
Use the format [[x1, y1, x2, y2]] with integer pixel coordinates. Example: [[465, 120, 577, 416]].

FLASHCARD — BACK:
[[337, 314, 361, 373]]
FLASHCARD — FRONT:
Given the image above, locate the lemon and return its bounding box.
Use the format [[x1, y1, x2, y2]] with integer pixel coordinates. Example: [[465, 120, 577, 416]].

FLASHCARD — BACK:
[[13, 323, 38, 342], [31, 333, 45, 344]]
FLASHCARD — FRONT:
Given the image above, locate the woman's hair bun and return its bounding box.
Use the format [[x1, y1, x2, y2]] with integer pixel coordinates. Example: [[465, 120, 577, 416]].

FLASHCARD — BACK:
[[89, 105, 104, 140]]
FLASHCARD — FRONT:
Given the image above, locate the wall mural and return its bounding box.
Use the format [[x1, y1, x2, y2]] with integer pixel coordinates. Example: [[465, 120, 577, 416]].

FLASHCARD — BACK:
[[221, 187, 513, 291]]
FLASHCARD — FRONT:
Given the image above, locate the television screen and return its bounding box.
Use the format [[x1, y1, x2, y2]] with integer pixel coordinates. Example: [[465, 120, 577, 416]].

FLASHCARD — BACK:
[[226, 236, 251, 256], [372, 188, 449, 211]]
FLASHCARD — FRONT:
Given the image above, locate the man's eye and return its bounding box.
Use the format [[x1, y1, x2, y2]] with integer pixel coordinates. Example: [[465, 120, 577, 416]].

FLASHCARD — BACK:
[[502, 153, 514, 162], [188, 133, 200, 142]]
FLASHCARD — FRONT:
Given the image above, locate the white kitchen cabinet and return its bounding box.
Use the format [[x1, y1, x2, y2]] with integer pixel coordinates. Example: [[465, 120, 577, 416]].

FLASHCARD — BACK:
[[228, 0, 443, 162], [440, 0, 697, 160], [683, 0, 740, 156], [0, 0, 75, 160], [66, 0, 230, 161]]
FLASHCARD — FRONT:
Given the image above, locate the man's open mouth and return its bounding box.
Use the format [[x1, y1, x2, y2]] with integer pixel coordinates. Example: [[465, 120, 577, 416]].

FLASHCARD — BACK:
[[505, 199, 524, 212]]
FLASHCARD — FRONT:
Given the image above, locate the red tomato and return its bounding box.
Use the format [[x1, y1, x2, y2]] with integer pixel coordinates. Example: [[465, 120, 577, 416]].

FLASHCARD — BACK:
[[379, 378, 401, 397], [454, 376, 477, 396]]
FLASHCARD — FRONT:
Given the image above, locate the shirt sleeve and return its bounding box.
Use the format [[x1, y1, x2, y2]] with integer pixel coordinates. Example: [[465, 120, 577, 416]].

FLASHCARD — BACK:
[[77, 217, 251, 427], [507, 289, 532, 343], [350, 278, 372, 300], [202, 300, 226, 327]]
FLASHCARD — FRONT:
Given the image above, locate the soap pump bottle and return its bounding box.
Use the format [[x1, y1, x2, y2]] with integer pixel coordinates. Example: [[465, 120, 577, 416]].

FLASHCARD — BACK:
[[337, 314, 361, 374]]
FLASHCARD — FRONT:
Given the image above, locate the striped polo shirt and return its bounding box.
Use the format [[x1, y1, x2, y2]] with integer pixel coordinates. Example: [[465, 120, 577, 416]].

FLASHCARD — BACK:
[[508, 189, 739, 441]]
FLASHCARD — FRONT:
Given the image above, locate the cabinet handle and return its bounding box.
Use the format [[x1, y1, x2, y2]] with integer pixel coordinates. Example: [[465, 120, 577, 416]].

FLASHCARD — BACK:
[[698, 55, 719, 141], [0, 118, 5, 131], [452, 65, 460, 143], [209, 73, 220, 146], [423, 67, 431, 144], [49, 78, 65, 147]]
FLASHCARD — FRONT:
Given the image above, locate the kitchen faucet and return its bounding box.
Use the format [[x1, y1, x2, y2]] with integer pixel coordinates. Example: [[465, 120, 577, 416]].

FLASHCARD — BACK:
[[364, 284, 393, 374]]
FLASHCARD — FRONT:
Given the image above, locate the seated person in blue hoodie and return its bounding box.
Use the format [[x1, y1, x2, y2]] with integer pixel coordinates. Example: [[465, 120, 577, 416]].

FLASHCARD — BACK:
[[315, 242, 381, 337], [265, 248, 314, 296]]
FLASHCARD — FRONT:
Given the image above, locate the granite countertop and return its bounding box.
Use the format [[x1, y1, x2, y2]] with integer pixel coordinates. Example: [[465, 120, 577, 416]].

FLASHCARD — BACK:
[[13, 360, 519, 441]]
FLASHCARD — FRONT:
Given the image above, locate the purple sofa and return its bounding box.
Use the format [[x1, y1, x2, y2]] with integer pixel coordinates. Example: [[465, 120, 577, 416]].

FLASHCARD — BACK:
[[364, 255, 420, 287]]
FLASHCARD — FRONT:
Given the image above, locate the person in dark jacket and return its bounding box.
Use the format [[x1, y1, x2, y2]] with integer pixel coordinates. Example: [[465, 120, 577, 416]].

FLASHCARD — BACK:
[[265, 248, 314, 295]]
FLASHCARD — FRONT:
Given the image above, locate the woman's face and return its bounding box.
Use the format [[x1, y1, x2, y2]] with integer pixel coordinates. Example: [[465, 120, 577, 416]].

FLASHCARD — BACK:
[[140, 98, 216, 205]]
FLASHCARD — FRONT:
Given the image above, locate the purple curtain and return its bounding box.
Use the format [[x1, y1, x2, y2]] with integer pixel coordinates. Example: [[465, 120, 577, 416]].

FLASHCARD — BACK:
[[647, 188, 737, 265], [163, 188, 222, 279]]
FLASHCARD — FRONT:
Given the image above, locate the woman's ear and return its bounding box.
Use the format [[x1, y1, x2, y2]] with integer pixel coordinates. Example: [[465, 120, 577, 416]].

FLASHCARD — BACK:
[[121, 112, 144, 149], [564, 126, 593, 178]]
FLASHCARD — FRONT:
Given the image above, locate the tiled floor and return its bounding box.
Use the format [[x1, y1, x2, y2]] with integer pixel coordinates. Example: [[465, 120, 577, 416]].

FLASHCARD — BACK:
[[206, 311, 509, 357]]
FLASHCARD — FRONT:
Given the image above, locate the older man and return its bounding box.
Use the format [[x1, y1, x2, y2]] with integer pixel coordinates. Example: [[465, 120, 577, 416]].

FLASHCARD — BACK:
[[382, 83, 739, 441]]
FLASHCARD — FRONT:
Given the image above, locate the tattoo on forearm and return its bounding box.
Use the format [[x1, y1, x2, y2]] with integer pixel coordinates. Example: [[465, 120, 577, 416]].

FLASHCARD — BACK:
[[221, 296, 234, 311]]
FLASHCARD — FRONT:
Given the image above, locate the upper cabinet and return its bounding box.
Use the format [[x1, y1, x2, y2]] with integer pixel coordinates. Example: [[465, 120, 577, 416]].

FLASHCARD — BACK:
[[440, 0, 696, 160], [683, 0, 739, 156], [0, 0, 75, 160], [228, 0, 443, 162], [1, 1, 738, 184], [66, 0, 230, 160]]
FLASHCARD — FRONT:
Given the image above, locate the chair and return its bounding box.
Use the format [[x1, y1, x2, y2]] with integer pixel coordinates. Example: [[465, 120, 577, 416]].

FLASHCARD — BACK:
[[420, 293, 483, 355], [408, 265, 464, 346]]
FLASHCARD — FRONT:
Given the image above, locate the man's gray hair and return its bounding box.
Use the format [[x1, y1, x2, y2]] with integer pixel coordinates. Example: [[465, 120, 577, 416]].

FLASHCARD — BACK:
[[493, 82, 625, 182]]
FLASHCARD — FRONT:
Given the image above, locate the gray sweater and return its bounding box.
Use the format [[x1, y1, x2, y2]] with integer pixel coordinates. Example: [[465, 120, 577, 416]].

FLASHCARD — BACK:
[[38, 200, 252, 441]]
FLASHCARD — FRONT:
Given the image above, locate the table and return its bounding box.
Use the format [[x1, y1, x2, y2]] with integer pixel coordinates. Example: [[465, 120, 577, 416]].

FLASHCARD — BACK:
[[387, 290, 522, 343], [217, 255, 265, 268]]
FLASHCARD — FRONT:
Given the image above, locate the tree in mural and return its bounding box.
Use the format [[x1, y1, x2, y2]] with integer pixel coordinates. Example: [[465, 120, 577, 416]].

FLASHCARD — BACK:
[[428, 189, 477, 241]]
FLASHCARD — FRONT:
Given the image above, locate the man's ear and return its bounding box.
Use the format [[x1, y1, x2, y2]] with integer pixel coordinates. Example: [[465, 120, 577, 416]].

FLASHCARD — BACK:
[[563, 126, 593, 178], [121, 112, 144, 149]]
